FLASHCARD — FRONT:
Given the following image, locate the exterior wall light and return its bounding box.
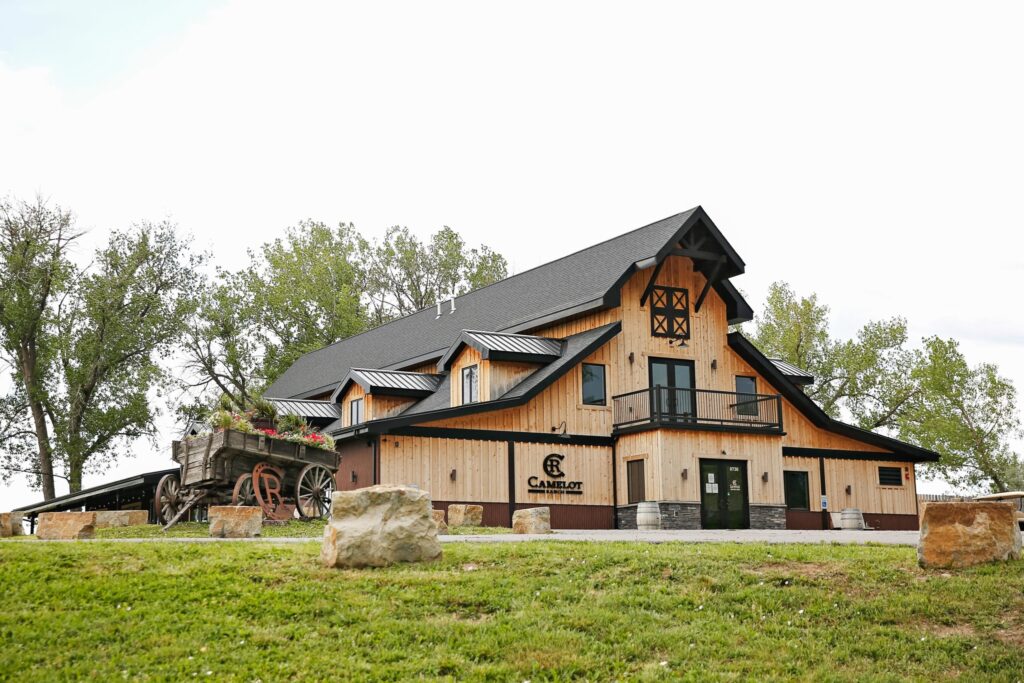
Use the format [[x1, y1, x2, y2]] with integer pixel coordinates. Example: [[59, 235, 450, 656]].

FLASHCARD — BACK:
[[681, 468, 688, 480], [845, 484, 852, 495], [450, 469, 457, 481], [711, 359, 718, 370], [761, 472, 769, 482], [351, 470, 357, 483]]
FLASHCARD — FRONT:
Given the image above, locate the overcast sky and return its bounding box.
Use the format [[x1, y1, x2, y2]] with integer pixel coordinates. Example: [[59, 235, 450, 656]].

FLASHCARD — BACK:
[[2, 1, 1022, 507]]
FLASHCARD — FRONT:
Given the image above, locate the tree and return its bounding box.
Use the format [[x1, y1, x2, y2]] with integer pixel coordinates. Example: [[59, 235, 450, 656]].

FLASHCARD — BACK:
[[46, 222, 203, 491], [243, 221, 369, 384], [363, 226, 508, 324], [749, 281, 1024, 492], [181, 269, 263, 411], [0, 197, 79, 499], [749, 282, 919, 428], [902, 337, 1023, 492]]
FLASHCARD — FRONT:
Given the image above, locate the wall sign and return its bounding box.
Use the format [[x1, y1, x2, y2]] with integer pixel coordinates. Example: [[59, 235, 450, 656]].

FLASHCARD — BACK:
[[527, 453, 583, 495]]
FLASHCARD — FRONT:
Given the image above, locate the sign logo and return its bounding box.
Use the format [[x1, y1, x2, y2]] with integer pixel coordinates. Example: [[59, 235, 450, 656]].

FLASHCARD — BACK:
[[528, 452, 583, 495], [543, 453, 565, 478]]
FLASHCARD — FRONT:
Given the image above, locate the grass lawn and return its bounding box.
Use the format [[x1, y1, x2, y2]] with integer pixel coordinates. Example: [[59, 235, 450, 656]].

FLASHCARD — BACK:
[[1, 541, 1022, 681], [92, 520, 511, 539]]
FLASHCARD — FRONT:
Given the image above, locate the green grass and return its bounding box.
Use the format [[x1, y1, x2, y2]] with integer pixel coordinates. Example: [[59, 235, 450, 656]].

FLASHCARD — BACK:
[[1, 541, 1022, 681], [91, 520, 512, 539]]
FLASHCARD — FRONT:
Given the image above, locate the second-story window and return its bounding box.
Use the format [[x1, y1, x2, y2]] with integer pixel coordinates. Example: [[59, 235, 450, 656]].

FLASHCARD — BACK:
[[462, 365, 479, 404], [582, 363, 607, 406], [349, 398, 364, 426], [650, 286, 690, 339], [735, 376, 758, 416]]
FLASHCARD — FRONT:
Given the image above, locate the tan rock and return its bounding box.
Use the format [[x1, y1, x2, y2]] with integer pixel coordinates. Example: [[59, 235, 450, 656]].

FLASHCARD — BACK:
[[447, 504, 483, 527], [37, 512, 96, 540], [94, 510, 150, 529], [209, 506, 263, 538], [321, 485, 441, 568], [918, 502, 1022, 568], [512, 507, 552, 534], [432, 509, 448, 534], [0, 512, 25, 537]]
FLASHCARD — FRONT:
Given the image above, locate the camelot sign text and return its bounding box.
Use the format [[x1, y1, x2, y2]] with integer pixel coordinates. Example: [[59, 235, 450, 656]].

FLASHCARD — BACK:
[[527, 453, 584, 495]]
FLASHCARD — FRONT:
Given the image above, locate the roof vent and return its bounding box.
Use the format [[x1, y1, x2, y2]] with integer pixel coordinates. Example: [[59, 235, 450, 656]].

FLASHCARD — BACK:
[[449, 296, 456, 314], [435, 301, 442, 320]]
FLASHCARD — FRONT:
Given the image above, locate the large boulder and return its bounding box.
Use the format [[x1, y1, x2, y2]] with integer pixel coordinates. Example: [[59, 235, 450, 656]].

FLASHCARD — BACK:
[[321, 485, 441, 568], [432, 509, 448, 534], [209, 506, 263, 538], [0, 512, 25, 537], [512, 507, 552, 534], [918, 502, 1022, 568], [447, 504, 483, 527], [37, 512, 96, 540], [94, 510, 150, 529]]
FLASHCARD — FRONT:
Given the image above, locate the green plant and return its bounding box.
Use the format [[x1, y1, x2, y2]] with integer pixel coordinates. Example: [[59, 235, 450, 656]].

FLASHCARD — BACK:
[[249, 397, 278, 421], [276, 413, 308, 434]]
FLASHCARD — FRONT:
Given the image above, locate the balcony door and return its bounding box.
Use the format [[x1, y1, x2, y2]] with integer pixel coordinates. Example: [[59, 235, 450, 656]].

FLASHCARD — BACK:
[[649, 358, 695, 419]]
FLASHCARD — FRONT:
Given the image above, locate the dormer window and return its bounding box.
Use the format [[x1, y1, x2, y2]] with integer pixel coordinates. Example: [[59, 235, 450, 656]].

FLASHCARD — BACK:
[[349, 398, 364, 426], [461, 365, 479, 404], [650, 286, 690, 339]]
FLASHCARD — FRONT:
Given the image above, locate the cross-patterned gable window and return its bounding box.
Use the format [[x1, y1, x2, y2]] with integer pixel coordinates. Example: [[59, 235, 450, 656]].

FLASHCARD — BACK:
[[650, 286, 690, 339]]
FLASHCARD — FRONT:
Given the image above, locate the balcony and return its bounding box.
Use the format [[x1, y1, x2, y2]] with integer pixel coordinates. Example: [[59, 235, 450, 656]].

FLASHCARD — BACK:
[[612, 386, 783, 433]]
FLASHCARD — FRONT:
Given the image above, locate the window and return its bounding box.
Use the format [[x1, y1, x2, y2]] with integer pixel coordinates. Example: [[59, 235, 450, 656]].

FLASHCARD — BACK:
[[582, 363, 607, 406], [735, 376, 758, 416], [461, 365, 479, 404], [627, 459, 646, 504], [349, 398, 364, 426], [878, 466, 903, 486], [649, 286, 690, 339], [784, 471, 810, 510]]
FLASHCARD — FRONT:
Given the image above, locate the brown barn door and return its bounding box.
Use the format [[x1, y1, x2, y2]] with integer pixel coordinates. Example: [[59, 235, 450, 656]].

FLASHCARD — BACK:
[[626, 459, 646, 504]]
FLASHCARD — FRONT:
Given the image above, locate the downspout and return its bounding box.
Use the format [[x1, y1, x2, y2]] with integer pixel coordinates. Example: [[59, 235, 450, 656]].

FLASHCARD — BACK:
[[611, 438, 619, 529], [819, 456, 828, 530]]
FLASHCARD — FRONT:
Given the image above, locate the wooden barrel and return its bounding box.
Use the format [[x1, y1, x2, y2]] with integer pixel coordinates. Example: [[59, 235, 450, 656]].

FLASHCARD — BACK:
[[636, 501, 662, 530], [840, 508, 863, 530]]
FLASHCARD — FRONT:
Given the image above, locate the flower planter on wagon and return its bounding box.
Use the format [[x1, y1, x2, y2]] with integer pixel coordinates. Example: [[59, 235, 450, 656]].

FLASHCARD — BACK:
[[158, 429, 339, 529]]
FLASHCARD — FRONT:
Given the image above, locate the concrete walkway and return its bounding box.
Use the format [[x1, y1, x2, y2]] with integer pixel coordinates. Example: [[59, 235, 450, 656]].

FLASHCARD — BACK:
[[9, 529, 919, 546]]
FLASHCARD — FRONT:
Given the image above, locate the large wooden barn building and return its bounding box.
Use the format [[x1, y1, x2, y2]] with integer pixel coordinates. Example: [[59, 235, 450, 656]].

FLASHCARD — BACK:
[[265, 207, 938, 530]]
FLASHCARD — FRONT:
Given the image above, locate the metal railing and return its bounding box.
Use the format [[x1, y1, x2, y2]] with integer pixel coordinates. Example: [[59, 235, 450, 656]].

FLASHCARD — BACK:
[[612, 386, 783, 431]]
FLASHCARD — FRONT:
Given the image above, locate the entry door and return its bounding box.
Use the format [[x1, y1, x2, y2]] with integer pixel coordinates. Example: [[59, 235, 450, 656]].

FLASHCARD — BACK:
[[649, 358, 696, 419], [700, 459, 749, 529]]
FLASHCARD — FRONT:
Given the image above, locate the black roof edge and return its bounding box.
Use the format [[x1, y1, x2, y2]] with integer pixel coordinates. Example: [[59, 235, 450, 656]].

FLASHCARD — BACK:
[[14, 467, 179, 514], [334, 322, 622, 437], [727, 332, 940, 462]]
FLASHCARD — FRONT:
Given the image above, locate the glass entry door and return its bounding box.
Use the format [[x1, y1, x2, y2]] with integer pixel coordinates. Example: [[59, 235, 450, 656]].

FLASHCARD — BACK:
[[649, 358, 696, 419], [699, 459, 749, 529]]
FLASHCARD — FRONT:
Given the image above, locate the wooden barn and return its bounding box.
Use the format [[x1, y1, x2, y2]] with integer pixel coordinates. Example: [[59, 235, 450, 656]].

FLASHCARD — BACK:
[[264, 207, 938, 530]]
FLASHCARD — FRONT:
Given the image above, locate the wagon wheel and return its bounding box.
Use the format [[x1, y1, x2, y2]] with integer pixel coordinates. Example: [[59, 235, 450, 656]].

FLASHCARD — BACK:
[[296, 464, 336, 519], [154, 473, 182, 525], [232, 473, 256, 506]]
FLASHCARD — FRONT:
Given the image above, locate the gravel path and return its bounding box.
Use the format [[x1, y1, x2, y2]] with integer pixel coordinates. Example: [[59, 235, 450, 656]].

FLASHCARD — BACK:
[[8, 529, 919, 546]]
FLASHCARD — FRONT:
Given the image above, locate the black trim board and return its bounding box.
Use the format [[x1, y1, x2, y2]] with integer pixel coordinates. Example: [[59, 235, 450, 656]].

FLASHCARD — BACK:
[[728, 332, 940, 462], [389, 426, 614, 447], [613, 421, 785, 438], [336, 322, 622, 436], [783, 447, 923, 463]]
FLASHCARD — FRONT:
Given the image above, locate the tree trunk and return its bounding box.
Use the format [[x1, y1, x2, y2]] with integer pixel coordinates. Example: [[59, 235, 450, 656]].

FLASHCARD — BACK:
[[19, 349, 56, 500], [68, 458, 84, 493]]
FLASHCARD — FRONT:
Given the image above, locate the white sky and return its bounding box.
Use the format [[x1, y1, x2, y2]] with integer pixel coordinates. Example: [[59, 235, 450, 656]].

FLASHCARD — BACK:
[[2, 1, 1022, 508]]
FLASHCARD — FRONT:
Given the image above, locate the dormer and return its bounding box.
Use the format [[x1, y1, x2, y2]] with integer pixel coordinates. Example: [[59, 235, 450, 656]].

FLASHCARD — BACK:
[[331, 369, 443, 426], [438, 330, 563, 405]]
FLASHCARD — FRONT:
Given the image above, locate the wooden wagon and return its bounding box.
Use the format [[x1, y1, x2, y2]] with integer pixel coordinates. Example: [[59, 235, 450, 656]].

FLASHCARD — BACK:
[[157, 429, 339, 528]]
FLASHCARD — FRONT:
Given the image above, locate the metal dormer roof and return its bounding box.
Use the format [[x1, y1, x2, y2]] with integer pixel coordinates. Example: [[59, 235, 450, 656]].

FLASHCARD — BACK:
[[437, 330, 564, 370]]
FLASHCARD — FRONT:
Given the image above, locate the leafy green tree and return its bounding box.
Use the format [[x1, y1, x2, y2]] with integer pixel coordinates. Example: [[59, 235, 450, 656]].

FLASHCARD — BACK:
[[244, 221, 368, 384], [0, 197, 79, 499], [46, 222, 203, 491], [364, 226, 508, 324], [902, 337, 1023, 491], [749, 281, 1023, 492], [182, 269, 263, 410]]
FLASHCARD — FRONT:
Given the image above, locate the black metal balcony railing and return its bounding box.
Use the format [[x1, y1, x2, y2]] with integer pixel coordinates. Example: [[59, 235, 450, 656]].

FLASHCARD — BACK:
[[612, 386, 783, 432]]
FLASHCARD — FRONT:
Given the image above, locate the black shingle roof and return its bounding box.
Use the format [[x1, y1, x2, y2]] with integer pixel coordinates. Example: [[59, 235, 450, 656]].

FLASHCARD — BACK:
[[327, 323, 621, 436], [265, 207, 751, 399]]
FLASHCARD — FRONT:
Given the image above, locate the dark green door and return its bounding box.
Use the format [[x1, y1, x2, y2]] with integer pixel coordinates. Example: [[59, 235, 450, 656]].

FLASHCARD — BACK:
[[649, 358, 696, 419], [699, 459, 749, 529]]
